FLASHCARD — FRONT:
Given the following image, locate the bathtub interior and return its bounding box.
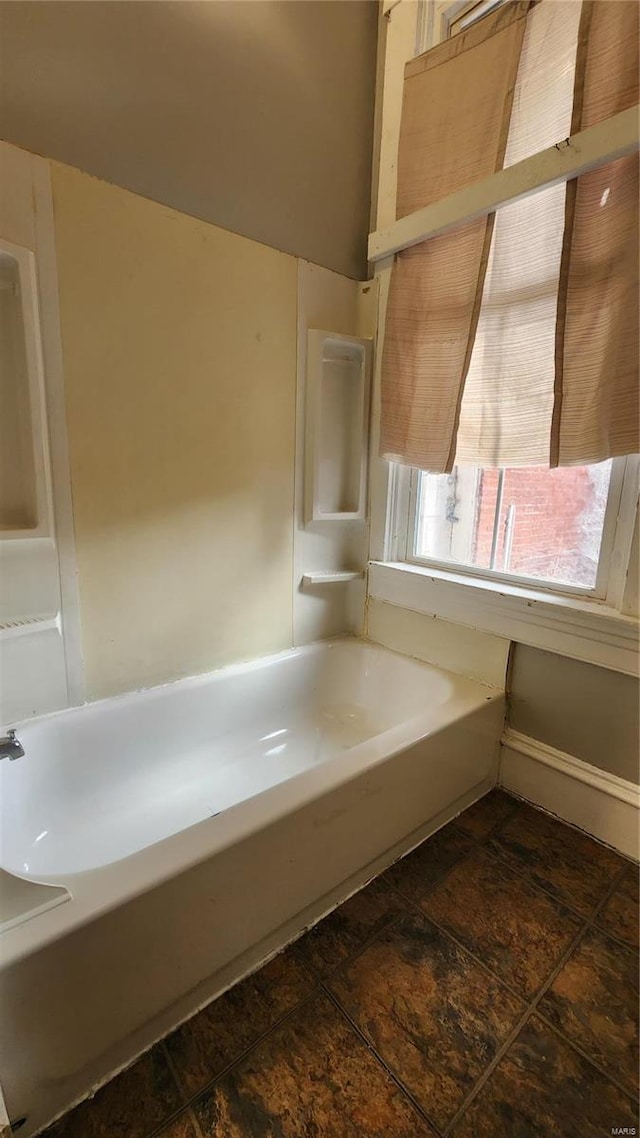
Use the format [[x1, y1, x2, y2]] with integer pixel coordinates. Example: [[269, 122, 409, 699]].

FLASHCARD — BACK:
[[1, 640, 477, 879]]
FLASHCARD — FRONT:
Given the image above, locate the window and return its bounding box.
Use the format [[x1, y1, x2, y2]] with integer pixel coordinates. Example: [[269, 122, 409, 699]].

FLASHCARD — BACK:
[[370, 0, 640, 661], [410, 459, 623, 595]]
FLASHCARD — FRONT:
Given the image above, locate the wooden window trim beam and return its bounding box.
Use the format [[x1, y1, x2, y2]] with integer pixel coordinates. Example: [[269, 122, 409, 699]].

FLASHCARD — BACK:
[[368, 104, 640, 262]]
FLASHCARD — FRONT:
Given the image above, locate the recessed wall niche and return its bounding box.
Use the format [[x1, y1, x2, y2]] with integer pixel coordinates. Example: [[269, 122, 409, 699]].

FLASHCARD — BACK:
[[0, 240, 50, 535], [305, 330, 372, 524]]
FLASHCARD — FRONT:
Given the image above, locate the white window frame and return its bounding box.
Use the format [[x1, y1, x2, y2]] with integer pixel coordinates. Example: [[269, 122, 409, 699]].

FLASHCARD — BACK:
[[389, 455, 639, 609], [368, 0, 640, 676]]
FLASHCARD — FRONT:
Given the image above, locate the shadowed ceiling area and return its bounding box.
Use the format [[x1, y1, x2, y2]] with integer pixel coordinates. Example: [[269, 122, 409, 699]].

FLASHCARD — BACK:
[[0, 0, 378, 279]]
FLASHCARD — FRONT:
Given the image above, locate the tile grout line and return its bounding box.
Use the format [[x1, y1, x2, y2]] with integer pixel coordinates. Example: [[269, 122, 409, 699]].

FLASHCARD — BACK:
[[531, 1009, 640, 1104], [462, 815, 639, 953], [158, 905, 436, 1133], [480, 847, 590, 916], [145, 1101, 198, 1138], [145, 1101, 206, 1138], [301, 907, 410, 985], [160, 1038, 193, 1110], [185, 1105, 207, 1138], [155, 1042, 208, 1138], [385, 876, 638, 1100], [384, 877, 544, 1006], [461, 807, 629, 924], [182, 984, 324, 1110], [478, 839, 629, 924], [56, 798, 635, 1138], [586, 914, 640, 953], [167, 913, 409, 1119], [383, 879, 638, 1112], [154, 802, 632, 1135], [441, 860, 634, 1135], [389, 805, 633, 951], [390, 814, 603, 930], [381, 792, 520, 888], [142, 909, 416, 1132], [138, 800, 596, 1136], [502, 792, 639, 868], [383, 844, 614, 1012], [320, 983, 445, 1137], [389, 833, 633, 992]]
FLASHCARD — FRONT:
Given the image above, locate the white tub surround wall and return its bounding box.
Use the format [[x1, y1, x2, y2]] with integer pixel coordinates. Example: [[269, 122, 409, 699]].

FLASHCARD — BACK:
[[366, 599, 510, 689], [293, 262, 377, 644], [0, 639, 503, 1136], [7, 150, 382, 708], [51, 159, 298, 701], [0, 142, 83, 723]]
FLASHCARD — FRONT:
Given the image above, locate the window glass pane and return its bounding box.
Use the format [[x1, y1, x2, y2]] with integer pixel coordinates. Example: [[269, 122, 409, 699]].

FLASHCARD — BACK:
[[450, 0, 505, 36], [414, 461, 612, 589]]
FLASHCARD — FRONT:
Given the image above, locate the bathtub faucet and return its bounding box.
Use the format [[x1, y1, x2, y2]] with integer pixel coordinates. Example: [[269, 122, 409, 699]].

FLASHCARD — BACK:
[[0, 730, 24, 761]]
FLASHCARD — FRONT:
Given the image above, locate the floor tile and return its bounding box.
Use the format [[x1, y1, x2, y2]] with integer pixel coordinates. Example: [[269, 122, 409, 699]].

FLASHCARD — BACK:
[[42, 1045, 182, 1138], [296, 877, 406, 979], [329, 913, 524, 1131], [156, 1113, 199, 1138], [38, 797, 638, 1138], [454, 789, 518, 840], [383, 824, 476, 907], [422, 847, 582, 998], [165, 943, 316, 1098], [595, 864, 639, 948], [450, 1014, 639, 1138], [193, 992, 435, 1137], [487, 803, 624, 916], [539, 926, 639, 1095]]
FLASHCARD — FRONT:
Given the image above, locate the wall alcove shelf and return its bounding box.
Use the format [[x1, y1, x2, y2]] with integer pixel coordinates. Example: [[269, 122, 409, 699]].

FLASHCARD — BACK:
[[305, 329, 372, 525], [301, 571, 365, 588]]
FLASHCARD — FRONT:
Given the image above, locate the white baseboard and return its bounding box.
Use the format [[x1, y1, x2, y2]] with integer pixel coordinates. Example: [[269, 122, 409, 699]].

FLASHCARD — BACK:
[[499, 728, 639, 862]]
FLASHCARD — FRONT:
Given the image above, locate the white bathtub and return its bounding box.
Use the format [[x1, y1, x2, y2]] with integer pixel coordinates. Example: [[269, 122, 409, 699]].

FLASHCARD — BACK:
[[1, 638, 503, 1136]]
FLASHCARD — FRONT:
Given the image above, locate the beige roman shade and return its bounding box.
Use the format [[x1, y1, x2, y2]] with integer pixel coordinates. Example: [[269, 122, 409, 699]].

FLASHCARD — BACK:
[[381, 0, 640, 473], [554, 0, 639, 466]]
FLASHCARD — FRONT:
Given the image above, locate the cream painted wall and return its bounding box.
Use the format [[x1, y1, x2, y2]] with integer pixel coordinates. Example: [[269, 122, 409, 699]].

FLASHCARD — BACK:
[[52, 162, 298, 700], [509, 645, 640, 784], [0, 0, 377, 280]]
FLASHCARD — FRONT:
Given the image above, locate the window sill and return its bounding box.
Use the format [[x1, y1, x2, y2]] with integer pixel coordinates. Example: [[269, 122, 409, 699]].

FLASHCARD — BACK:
[[368, 561, 639, 676]]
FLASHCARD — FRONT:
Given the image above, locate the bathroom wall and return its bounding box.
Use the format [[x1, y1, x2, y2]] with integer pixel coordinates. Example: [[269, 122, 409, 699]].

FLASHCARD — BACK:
[[508, 646, 640, 784], [52, 161, 298, 701], [0, 0, 377, 280]]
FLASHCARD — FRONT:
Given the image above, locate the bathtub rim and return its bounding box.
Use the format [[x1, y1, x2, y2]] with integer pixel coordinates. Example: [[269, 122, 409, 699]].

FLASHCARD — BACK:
[[3, 632, 463, 735]]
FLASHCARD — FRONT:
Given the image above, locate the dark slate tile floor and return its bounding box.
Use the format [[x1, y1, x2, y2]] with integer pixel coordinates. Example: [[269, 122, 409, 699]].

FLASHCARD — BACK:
[[42, 791, 639, 1138]]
